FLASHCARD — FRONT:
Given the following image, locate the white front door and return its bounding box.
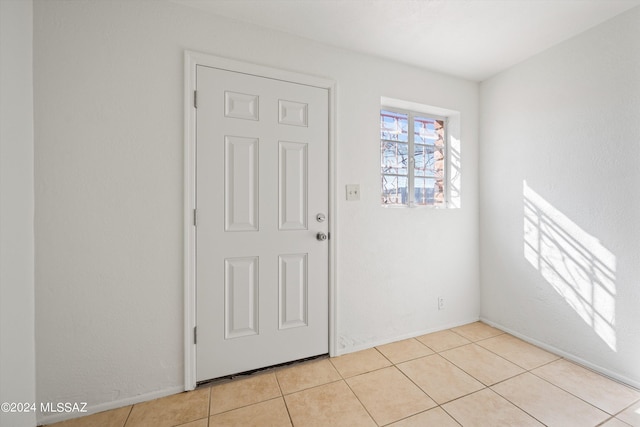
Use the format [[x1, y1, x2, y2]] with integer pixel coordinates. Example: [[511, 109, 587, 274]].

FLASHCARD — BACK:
[[195, 65, 329, 382]]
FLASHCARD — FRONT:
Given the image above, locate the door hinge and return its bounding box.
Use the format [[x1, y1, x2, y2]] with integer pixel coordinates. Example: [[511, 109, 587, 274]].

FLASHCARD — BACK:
[[193, 208, 197, 227], [194, 326, 197, 344], [194, 90, 198, 109]]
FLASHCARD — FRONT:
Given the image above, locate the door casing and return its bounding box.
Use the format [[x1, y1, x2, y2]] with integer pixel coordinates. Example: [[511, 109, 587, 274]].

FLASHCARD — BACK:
[[183, 51, 337, 390]]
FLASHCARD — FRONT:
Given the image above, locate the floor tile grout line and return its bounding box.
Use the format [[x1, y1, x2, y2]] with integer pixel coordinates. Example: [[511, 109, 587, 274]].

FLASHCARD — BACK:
[[389, 342, 468, 427], [121, 404, 133, 427], [327, 357, 345, 380], [280, 396, 295, 427], [535, 356, 640, 394], [471, 336, 562, 371], [417, 330, 493, 353], [393, 355, 442, 407], [489, 367, 608, 427], [447, 328, 473, 342], [336, 339, 462, 426], [272, 370, 295, 426], [481, 385, 548, 427], [207, 384, 212, 421], [428, 348, 501, 390], [420, 341, 469, 353], [351, 356, 466, 427], [280, 377, 344, 397], [616, 397, 640, 415], [387, 333, 491, 426], [376, 336, 435, 359], [527, 363, 624, 416], [207, 396, 285, 424], [340, 377, 382, 426], [481, 344, 575, 426], [206, 373, 276, 417], [328, 349, 392, 380], [272, 370, 286, 398], [333, 348, 454, 424], [435, 328, 573, 391], [413, 339, 440, 354], [483, 332, 638, 403], [489, 359, 552, 425], [336, 363, 393, 381], [437, 403, 465, 427], [437, 386, 495, 408], [449, 324, 505, 343], [434, 326, 558, 427], [391, 327, 518, 407], [595, 415, 633, 427], [373, 345, 394, 366]]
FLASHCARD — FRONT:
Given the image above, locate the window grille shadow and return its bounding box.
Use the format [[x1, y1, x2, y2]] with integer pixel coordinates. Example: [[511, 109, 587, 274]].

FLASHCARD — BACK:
[[448, 136, 461, 208], [523, 181, 617, 351]]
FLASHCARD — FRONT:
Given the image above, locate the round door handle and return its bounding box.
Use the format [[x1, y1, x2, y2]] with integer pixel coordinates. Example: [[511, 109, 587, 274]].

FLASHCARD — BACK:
[[316, 232, 328, 241]]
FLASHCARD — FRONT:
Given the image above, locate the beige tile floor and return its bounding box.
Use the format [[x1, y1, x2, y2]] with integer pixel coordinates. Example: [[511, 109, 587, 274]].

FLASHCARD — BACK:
[[46, 322, 640, 427]]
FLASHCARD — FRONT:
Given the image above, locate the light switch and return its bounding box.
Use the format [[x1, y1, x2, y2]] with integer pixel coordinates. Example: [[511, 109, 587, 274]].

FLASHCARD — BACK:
[[346, 184, 360, 201]]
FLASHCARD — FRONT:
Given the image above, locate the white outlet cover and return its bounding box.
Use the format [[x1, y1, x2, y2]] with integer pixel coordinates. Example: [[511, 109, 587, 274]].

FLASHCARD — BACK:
[[346, 184, 360, 201]]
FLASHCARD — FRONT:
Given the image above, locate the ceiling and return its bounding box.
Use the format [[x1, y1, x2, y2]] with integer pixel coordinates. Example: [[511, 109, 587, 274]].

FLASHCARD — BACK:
[[174, 0, 640, 81]]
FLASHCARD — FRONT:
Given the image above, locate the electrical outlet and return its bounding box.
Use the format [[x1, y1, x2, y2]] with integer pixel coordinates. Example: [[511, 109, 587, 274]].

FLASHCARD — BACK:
[[346, 184, 360, 201], [438, 297, 445, 310]]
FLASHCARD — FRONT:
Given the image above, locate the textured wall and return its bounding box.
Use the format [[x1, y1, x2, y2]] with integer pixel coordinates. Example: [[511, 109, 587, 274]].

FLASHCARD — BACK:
[[480, 6, 640, 387], [33, 0, 479, 422], [0, 1, 37, 426]]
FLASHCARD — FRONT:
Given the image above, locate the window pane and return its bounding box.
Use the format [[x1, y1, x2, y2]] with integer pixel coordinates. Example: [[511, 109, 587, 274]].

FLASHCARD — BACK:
[[415, 117, 445, 148], [414, 117, 437, 145], [414, 177, 435, 206], [434, 147, 445, 178], [434, 119, 445, 148], [381, 110, 408, 142], [414, 177, 445, 206], [382, 175, 408, 205], [415, 146, 445, 177], [413, 144, 435, 177], [381, 141, 408, 175]]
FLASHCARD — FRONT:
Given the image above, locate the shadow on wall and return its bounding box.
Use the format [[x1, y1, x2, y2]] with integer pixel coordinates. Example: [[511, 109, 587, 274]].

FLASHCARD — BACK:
[[449, 134, 461, 209], [523, 180, 617, 351]]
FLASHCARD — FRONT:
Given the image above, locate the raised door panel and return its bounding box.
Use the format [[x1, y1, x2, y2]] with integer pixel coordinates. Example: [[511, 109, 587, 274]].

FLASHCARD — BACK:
[[225, 136, 259, 231], [279, 254, 308, 330], [279, 141, 308, 230], [224, 257, 259, 339]]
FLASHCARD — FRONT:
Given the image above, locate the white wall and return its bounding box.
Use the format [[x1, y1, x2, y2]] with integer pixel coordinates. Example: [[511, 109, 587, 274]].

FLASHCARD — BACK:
[[480, 6, 640, 387], [33, 0, 479, 421], [0, 1, 37, 426]]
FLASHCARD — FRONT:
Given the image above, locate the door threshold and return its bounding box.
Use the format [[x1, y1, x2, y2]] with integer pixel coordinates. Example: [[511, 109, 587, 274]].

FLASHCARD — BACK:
[[196, 353, 329, 389]]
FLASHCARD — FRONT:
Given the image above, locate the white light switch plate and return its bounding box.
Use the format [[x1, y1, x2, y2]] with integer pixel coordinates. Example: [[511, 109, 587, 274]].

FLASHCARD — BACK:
[[346, 184, 360, 201]]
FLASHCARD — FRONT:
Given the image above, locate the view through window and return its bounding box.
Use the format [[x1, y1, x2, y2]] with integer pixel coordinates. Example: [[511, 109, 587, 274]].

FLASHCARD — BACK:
[[380, 109, 446, 206]]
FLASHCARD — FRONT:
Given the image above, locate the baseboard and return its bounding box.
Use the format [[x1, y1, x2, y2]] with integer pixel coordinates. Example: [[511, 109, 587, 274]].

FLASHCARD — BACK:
[[334, 317, 481, 356], [480, 317, 640, 391], [37, 385, 185, 426]]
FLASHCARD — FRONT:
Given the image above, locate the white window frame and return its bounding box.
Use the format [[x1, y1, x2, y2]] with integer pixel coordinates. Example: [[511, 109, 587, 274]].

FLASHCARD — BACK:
[[381, 106, 449, 208]]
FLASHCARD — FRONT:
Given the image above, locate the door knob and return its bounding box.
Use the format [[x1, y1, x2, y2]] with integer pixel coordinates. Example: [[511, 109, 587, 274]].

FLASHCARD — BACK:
[[316, 232, 328, 241]]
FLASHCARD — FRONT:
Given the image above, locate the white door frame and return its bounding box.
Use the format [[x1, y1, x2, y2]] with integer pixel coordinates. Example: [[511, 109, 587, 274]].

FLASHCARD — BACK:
[[183, 51, 337, 390]]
